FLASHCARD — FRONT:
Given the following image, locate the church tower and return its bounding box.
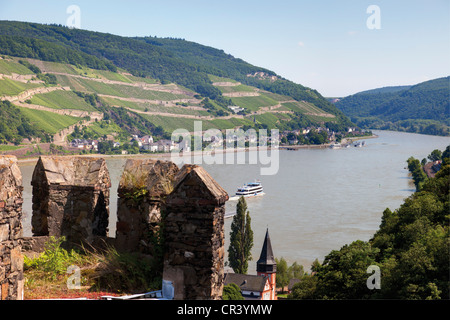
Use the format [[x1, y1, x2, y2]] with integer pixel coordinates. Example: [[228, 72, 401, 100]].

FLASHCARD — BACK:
[[256, 228, 277, 300]]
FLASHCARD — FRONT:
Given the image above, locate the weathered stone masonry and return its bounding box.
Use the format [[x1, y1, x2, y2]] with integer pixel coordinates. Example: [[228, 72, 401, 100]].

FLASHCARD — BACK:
[[31, 156, 111, 244], [116, 160, 228, 300], [116, 159, 179, 253], [163, 164, 228, 300], [0, 156, 24, 300], [1, 155, 228, 300]]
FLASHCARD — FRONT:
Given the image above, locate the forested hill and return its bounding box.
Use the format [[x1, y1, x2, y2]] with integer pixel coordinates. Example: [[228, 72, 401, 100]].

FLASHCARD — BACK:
[[0, 20, 351, 126], [334, 77, 450, 136]]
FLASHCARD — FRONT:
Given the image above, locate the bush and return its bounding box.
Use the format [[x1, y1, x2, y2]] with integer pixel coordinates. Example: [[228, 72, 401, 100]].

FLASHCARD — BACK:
[[222, 283, 244, 300], [91, 247, 161, 293], [24, 237, 162, 295], [24, 236, 82, 279]]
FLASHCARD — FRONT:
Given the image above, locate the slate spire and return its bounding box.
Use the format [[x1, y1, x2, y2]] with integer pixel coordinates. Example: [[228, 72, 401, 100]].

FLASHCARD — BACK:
[[256, 228, 277, 273]]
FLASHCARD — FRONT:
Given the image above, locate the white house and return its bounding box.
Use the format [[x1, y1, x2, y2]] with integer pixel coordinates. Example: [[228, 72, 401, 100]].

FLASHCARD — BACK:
[[70, 139, 98, 151], [142, 143, 159, 152], [228, 106, 245, 113], [140, 135, 153, 145]]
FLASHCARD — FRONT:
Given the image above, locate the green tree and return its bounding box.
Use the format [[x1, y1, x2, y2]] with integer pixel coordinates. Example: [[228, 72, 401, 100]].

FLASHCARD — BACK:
[[313, 240, 380, 299], [275, 258, 289, 291], [288, 274, 318, 299], [407, 156, 428, 191], [275, 258, 305, 292], [288, 261, 305, 280], [428, 149, 442, 162], [306, 129, 328, 145], [442, 145, 450, 162], [228, 196, 253, 274], [222, 283, 244, 300]]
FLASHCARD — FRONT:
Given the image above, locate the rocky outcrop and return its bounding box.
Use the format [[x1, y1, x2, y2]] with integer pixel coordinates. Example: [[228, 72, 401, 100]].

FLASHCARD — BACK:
[[30, 156, 111, 244], [163, 164, 228, 300], [0, 156, 24, 300]]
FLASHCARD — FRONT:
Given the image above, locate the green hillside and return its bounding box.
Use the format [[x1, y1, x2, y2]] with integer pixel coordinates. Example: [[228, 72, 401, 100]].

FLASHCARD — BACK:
[[0, 21, 352, 126], [0, 100, 53, 144], [0, 20, 364, 153], [335, 77, 450, 136], [17, 107, 81, 134]]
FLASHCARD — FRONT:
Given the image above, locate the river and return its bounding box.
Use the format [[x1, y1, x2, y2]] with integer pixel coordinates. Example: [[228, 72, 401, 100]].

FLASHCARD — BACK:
[[18, 130, 449, 273]]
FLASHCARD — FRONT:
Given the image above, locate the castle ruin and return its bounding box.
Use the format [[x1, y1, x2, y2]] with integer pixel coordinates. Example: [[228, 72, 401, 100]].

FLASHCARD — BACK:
[[1, 155, 227, 300], [30, 156, 111, 244]]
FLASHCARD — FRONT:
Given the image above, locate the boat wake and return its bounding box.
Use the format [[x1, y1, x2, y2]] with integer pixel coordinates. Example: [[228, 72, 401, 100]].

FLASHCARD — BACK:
[[228, 192, 265, 201]]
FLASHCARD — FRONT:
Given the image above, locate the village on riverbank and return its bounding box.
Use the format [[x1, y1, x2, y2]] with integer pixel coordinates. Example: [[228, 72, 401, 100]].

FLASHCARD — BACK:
[[2, 124, 376, 164]]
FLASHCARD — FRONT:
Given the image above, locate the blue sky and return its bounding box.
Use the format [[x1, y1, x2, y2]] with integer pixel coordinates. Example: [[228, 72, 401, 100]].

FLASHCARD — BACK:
[[0, 0, 449, 97]]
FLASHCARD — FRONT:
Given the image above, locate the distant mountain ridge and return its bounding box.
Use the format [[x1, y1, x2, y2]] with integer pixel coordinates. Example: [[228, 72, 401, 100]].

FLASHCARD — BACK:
[[335, 77, 450, 136], [355, 85, 412, 95]]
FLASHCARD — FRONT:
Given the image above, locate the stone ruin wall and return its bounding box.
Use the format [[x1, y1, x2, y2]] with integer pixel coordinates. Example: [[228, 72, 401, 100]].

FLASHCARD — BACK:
[[163, 164, 228, 300], [0, 155, 227, 300], [0, 156, 24, 300], [115, 159, 179, 254], [116, 160, 227, 300], [30, 156, 111, 244]]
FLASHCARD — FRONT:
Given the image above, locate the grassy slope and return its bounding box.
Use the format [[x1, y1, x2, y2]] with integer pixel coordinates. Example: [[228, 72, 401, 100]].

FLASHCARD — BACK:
[[29, 90, 97, 111], [0, 78, 42, 96], [0, 57, 34, 74], [17, 107, 81, 134]]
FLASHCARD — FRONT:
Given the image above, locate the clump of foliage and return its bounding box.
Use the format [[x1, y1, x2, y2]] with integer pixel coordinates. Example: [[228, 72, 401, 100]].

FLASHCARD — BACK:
[[90, 246, 161, 293], [36, 72, 57, 85], [222, 283, 244, 300], [24, 236, 83, 280], [275, 258, 305, 292], [18, 59, 57, 85], [18, 59, 41, 74], [407, 147, 449, 191], [23, 236, 162, 297], [119, 169, 149, 204], [407, 156, 428, 191]]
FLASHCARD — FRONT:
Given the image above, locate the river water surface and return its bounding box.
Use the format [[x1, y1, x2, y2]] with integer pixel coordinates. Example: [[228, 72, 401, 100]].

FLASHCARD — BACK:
[[18, 130, 450, 273]]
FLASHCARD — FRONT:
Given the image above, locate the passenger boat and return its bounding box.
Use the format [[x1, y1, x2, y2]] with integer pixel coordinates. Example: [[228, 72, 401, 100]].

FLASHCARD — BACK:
[[235, 180, 264, 198]]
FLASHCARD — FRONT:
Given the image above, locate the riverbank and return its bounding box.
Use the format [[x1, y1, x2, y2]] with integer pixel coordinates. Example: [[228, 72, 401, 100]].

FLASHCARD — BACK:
[[278, 134, 379, 150], [13, 134, 379, 166], [15, 145, 272, 166]]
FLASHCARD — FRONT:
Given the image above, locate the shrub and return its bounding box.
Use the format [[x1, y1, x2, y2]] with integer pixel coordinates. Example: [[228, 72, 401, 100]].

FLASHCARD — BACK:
[[222, 283, 244, 300], [24, 236, 83, 279]]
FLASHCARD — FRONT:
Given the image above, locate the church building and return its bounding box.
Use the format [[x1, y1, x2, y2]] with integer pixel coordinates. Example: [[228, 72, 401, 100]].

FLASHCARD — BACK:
[[224, 228, 277, 300]]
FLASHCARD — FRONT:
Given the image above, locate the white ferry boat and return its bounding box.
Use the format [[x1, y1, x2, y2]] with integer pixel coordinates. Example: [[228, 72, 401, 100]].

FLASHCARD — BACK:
[[235, 181, 264, 198]]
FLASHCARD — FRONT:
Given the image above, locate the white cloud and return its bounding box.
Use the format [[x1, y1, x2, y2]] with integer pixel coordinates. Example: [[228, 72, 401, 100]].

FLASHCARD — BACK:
[[298, 41, 305, 47]]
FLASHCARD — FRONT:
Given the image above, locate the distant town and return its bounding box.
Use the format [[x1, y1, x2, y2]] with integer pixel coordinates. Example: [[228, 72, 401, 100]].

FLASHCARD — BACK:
[[68, 125, 372, 155]]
